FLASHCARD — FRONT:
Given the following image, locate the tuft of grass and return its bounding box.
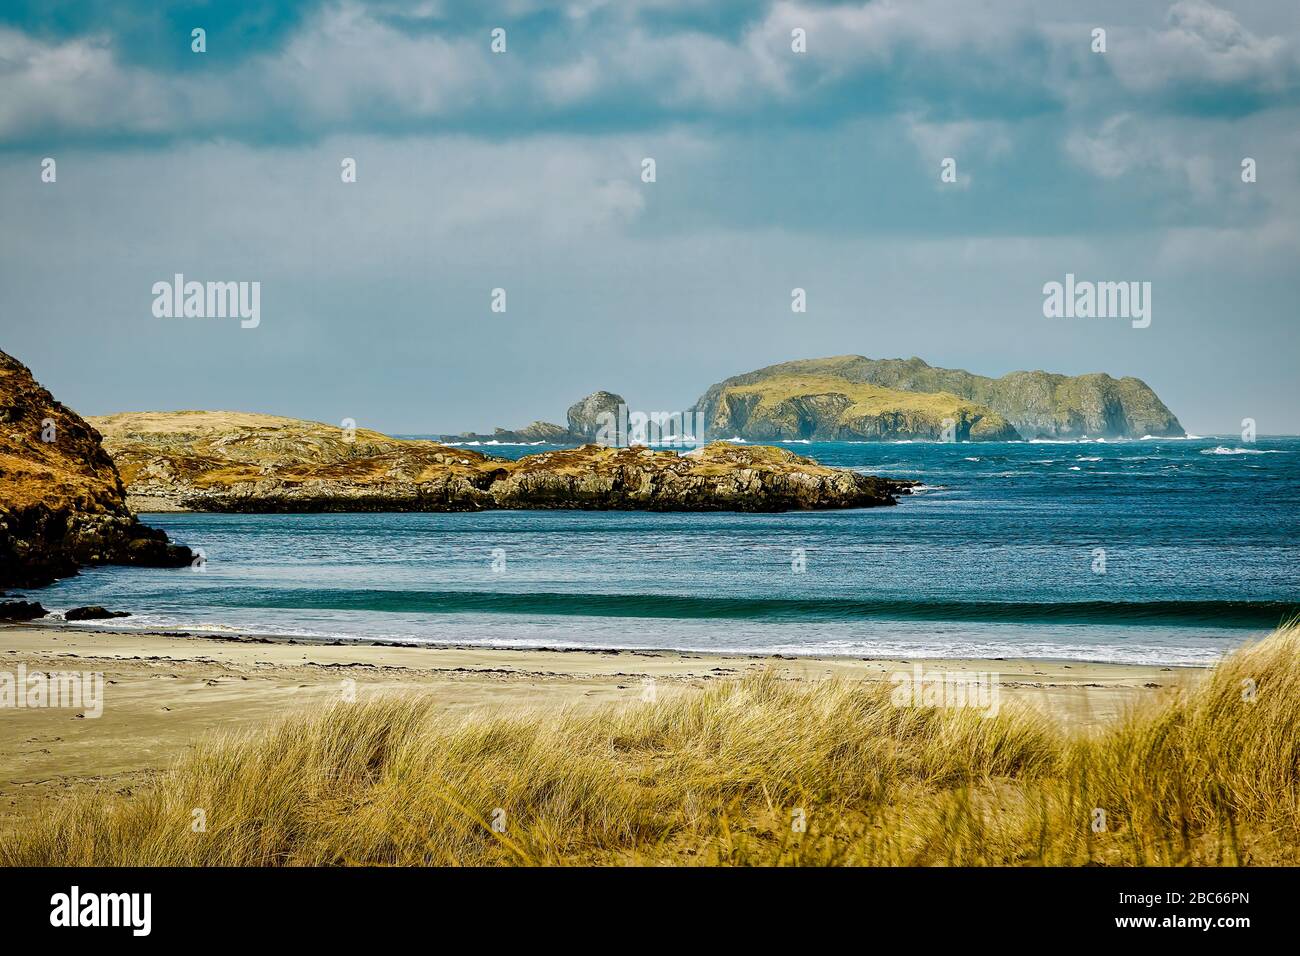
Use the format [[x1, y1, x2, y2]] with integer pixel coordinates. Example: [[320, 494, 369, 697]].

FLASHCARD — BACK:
[[4, 627, 1298, 867]]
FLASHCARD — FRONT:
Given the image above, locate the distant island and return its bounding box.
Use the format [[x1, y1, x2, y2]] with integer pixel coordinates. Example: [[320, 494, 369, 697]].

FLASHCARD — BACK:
[[695, 356, 1184, 442], [445, 356, 1184, 444]]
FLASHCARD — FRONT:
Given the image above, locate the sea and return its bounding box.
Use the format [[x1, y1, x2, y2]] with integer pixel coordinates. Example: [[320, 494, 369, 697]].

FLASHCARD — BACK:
[[24, 436, 1300, 666]]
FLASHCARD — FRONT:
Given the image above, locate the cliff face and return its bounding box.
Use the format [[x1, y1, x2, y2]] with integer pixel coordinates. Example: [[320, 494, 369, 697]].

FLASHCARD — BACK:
[[90, 411, 911, 513], [694, 356, 1184, 441], [0, 352, 192, 588]]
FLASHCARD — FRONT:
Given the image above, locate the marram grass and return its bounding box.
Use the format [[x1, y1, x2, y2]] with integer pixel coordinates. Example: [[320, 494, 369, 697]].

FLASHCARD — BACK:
[[4, 625, 1298, 866]]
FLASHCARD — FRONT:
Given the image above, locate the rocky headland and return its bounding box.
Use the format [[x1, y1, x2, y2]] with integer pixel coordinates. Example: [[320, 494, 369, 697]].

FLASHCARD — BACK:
[[90, 410, 912, 513], [0, 351, 192, 589]]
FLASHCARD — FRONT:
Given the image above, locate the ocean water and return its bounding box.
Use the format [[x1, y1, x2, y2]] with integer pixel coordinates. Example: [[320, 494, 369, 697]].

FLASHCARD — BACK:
[[24, 437, 1300, 665]]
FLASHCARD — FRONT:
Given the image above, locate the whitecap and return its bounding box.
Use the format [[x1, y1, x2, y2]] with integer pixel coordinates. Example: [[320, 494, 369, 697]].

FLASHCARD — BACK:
[[1200, 446, 1279, 456]]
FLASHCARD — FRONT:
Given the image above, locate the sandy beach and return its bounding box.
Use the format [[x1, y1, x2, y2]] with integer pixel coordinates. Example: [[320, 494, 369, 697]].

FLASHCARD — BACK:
[[0, 622, 1198, 833]]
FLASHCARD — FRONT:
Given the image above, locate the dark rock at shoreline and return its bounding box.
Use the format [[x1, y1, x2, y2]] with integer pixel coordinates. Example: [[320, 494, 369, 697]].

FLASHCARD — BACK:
[[0, 600, 47, 620], [64, 605, 131, 621], [0, 350, 193, 589]]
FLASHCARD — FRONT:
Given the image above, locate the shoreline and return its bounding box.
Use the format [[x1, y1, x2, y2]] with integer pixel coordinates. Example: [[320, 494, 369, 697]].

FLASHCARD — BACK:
[[0, 622, 1201, 834], [12, 616, 1223, 668]]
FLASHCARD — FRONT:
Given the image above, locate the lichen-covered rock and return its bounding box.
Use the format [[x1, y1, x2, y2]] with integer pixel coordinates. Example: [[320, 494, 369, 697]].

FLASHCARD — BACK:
[[89, 412, 912, 513], [694, 356, 1184, 441], [0, 351, 192, 589]]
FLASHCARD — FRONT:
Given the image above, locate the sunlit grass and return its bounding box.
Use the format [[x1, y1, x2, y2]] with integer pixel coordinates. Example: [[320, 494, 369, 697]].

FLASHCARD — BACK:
[[4, 625, 1297, 866]]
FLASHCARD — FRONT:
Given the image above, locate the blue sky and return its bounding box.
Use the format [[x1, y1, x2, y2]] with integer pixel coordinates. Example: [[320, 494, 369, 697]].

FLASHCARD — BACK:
[[1, 0, 1297, 434]]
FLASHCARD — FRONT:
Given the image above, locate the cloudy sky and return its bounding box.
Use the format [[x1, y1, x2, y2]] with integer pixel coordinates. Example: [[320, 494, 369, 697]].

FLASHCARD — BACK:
[[1, 0, 1297, 434]]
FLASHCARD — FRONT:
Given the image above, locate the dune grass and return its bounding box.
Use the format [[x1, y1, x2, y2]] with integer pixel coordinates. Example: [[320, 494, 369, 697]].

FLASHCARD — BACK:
[[4, 626, 1298, 866]]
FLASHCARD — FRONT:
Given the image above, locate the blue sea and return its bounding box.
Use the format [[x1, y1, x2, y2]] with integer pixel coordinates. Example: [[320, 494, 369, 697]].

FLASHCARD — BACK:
[[25, 436, 1300, 665]]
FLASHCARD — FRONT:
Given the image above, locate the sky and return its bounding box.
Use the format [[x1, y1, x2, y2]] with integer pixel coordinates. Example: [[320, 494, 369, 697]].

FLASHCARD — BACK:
[[1, 0, 1297, 435]]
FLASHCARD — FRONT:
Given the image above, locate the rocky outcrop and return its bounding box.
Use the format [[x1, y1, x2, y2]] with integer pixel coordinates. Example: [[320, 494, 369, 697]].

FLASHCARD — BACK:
[[0, 601, 47, 620], [695, 356, 1184, 441], [64, 605, 130, 621], [566, 391, 627, 439], [489, 443, 911, 511], [0, 351, 193, 589], [89, 411, 912, 513]]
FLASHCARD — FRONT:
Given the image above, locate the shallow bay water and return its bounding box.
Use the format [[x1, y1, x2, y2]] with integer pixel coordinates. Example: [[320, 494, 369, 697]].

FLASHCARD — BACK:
[[29, 436, 1300, 665]]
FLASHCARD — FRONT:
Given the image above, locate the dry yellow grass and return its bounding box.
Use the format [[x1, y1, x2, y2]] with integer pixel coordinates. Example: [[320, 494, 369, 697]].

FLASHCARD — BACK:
[[4, 626, 1297, 867]]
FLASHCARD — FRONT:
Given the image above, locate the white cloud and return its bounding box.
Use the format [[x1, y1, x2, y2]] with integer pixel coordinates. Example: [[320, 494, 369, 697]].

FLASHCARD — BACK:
[[1109, 0, 1300, 96]]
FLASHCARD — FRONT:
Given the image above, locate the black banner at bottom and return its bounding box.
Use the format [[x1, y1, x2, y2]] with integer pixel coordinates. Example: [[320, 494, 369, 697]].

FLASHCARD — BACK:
[[0, 866, 1279, 941]]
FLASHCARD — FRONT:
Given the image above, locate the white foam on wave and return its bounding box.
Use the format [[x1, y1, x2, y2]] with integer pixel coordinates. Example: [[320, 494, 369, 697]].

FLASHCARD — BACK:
[[1201, 446, 1280, 456]]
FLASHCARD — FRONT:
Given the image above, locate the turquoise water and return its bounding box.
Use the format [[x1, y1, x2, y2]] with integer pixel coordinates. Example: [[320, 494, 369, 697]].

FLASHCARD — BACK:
[[25, 437, 1300, 665]]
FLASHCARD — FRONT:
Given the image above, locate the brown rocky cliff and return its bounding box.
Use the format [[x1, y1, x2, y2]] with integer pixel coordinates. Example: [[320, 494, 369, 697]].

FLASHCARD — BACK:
[[0, 351, 192, 588]]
